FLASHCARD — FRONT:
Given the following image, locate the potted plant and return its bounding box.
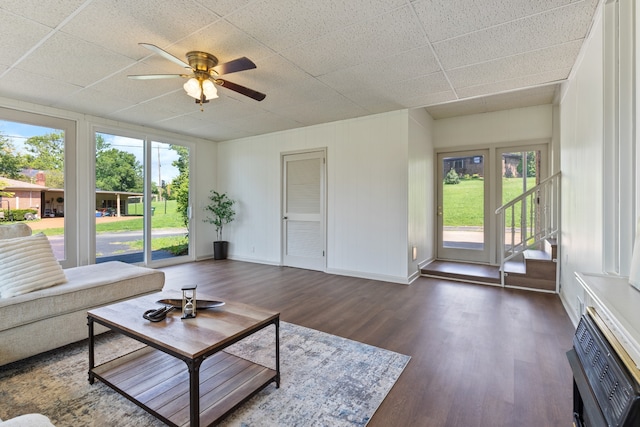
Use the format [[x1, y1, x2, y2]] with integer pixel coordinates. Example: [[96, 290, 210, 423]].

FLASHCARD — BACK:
[[203, 191, 236, 260]]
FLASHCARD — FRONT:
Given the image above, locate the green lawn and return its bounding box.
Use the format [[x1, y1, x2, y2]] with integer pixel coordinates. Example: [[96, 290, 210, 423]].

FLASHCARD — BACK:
[[443, 178, 535, 227]]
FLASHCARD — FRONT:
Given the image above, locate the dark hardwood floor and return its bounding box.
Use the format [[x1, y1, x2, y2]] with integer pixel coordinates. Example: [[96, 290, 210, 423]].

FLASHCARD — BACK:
[[160, 259, 576, 427]]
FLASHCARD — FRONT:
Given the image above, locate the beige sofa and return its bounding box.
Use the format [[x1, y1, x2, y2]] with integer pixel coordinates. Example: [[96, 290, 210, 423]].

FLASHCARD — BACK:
[[0, 224, 165, 366]]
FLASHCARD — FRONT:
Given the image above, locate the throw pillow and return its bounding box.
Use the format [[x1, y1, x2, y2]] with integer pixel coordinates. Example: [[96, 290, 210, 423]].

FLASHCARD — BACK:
[[0, 223, 32, 240], [0, 233, 67, 298]]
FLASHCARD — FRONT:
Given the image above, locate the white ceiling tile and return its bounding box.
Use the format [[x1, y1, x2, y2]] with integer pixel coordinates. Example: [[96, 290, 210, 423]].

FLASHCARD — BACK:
[[482, 85, 558, 110], [52, 87, 134, 117], [171, 20, 275, 65], [231, 56, 338, 110], [60, 0, 221, 60], [446, 41, 582, 90], [434, 1, 599, 69], [189, 122, 255, 141], [275, 96, 370, 126], [456, 68, 571, 98], [344, 72, 452, 107], [425, 85, 559, 119], [0, 10, 52, 67], [15, 32, 135, 87], [226, 0, 408, 53], [197, 0, 254, 17], [203, 102, 268, 124], [223, 111, 304, 135], [281, 6, 428, 76], [400, 90, 459, 109], [412, 0, 572, 42], [93, 64, 186, 104], [318, 46, 441, 93], [0, 1, 87, 28], [0, 68, 82, 107], [152, 112, 215, 135], [352, 89, 457, 114]]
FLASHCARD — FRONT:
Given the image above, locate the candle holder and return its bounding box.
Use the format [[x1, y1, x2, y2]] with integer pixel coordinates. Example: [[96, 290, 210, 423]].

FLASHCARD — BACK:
[[181, 285, 197, 319]]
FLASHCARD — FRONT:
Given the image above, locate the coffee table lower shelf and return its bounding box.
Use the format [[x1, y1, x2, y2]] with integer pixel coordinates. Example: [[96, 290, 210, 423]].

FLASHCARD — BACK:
[[91, 346, 277, 427]]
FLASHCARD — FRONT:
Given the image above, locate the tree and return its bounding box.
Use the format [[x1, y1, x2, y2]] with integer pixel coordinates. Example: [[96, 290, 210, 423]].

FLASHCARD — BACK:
[[444, 168, 460, 185], [95, 133, 110, 153], [95, 148, 143, 192], [0, 178, 15, 198], [0, 133, 25, 179], [171, 145, 190, 228], [23, 132, 64, 172], [94, 134, 144, 192], [19, 132, 66, 187], [516, 152, 537, 178]]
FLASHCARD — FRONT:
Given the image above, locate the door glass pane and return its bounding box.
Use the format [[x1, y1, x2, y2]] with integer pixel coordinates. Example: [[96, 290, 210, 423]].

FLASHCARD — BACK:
[[442, 154, 484, 250], [150, 141, 189, 261], [0, 120, 66, 260], [95, 132, 144, 263], [501, 151, 540, 247]]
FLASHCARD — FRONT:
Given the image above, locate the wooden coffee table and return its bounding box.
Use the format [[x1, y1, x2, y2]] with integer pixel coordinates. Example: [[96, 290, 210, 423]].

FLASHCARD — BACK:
[[87, 292, 280, 427]]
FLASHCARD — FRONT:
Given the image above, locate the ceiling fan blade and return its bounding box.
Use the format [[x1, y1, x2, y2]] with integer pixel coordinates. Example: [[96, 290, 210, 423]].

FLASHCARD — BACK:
[[128, 74, 188, 80], [212, 57, 256, 75], [216, 79, 266, 101], [139, 43, 191, 70]]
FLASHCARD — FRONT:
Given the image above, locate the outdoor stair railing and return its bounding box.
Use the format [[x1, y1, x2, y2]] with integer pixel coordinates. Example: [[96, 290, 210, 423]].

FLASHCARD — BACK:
[[495, 171, 561, 286]]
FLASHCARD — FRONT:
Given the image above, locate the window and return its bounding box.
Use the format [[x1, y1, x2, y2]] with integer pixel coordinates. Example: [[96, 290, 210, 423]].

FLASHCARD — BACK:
[[0, 108, 76, 267]]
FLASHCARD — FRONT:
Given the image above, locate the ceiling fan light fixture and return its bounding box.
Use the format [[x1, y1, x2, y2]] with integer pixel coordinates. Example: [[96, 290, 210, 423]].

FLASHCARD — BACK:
[[183, 78, 201, 99], [132, 43, 265, 104], [202, 79, 218, 100]]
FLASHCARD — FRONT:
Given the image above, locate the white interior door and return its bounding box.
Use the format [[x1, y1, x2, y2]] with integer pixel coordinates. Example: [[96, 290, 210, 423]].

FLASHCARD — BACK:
[[282, 150, 326, 271]]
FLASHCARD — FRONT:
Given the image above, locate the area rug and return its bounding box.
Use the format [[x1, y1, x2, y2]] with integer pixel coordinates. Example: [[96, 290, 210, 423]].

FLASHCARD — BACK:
[[0, 322, 410, 426]]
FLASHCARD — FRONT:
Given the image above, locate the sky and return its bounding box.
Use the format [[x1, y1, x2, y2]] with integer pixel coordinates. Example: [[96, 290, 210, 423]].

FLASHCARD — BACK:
[[0, 120, 181, 184]]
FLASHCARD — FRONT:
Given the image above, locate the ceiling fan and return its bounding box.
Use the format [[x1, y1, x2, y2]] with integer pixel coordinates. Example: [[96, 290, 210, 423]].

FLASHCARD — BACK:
[[128, 43, 266, 108]]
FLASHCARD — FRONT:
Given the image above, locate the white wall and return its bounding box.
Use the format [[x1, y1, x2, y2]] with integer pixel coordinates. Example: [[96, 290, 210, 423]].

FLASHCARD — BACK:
[[558, 6, 604, 323], [217, 110, 418, 283], [433, 105, 553, 149], [408, 108, 434, 280]]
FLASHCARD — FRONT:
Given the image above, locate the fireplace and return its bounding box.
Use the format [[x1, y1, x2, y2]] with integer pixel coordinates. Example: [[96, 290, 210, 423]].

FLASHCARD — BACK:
[[567, 309, 640, 426]]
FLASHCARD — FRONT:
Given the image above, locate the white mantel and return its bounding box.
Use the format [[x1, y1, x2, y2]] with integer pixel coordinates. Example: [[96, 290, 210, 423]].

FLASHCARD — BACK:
[[576, 272, 640, 371]]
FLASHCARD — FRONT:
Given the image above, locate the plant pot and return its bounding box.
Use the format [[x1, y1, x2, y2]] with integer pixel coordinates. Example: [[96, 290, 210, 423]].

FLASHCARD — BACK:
[[213, 241, 229, 260]]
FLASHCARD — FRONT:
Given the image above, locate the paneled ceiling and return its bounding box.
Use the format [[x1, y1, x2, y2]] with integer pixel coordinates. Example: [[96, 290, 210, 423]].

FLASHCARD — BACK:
[[0, 0, 599, 141]]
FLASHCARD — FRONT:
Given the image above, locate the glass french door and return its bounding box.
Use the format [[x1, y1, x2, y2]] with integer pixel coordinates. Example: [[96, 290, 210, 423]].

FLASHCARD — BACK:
[[437, 150, 490, 263], [496, 145, 547, 254], [94, 131, 191, 265]]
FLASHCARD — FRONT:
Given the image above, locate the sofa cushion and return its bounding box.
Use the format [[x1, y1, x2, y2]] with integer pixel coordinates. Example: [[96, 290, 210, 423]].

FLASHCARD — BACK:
[[0, 261, 164, 332], [0, 233, 67, 298]]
